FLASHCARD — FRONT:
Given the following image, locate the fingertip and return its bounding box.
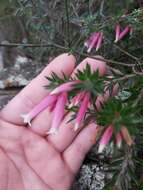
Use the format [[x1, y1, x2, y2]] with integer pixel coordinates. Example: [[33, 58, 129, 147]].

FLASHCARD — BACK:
[[46, 53, 76, 76], [78, 123, 99, 145], [74, 56, 107, 76]]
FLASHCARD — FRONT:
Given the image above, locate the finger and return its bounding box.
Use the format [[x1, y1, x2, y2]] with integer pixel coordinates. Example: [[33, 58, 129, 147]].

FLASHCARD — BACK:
[[47, 113, 79, 152], [47, 57, 106, 150], [0, 53, 76, 125], [63, 123, 99, 174], [0, 148, 9, 190], [73, 56, 107, 77], [0, 120, 24, 141]]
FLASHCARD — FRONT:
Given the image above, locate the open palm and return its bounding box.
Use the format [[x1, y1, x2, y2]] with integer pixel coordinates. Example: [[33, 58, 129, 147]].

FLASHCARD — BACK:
[[0, 54, 106, 190]]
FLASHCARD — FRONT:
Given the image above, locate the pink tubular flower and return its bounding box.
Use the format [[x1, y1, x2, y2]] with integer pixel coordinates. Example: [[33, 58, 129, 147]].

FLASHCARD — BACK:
[[84, 32, 98, 48], [68, 91, 85, 108], [50, 81, 79, 95], [118, 26, 131, 41], [114, 24, 120, 43], [96, 32, 103, 51], [87, 33, 100, 53], [21, 94, 57, 126], [74, 92, 90, 131], [84, 32, 103, 53], [47, 92, 67, 135], [98, 125, 113, 153], [115, 24, 132, 43], [116, 132, 122, 148]]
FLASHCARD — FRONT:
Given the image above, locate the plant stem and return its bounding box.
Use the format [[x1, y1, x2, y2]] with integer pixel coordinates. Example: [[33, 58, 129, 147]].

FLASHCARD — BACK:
[[114, 44, 139, 61], [1, 42, 143, 67], [65, 0, 70, 47], [113, 74, 136, 82]]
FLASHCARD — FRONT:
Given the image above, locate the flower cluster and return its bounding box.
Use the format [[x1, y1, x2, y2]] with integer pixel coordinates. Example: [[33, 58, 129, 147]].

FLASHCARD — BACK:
[[98, 125, 133, 153], [96, 97, 142, 153], [21, 64, 107, 134], [84, 24, 132, 52], [84, 32, 103, 53], [21, 64, 140, 153]]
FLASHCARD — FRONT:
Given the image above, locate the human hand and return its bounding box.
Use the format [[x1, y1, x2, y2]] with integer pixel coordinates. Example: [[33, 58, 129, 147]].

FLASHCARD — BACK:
[[0, 53, 106, 190]]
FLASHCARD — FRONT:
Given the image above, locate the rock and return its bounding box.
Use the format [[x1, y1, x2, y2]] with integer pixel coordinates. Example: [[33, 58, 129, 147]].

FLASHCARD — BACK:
[[0, 15, 28, 70], [0, 60, 45, 89], [0, 94, 14, 109], [72, 164, 105, 190]]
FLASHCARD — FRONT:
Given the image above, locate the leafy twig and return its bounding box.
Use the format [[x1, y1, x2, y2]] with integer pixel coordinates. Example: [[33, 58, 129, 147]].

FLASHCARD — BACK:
[[0, 42, 143, 67], [65, 0, 71, 47], [114, 44, 139, 61]]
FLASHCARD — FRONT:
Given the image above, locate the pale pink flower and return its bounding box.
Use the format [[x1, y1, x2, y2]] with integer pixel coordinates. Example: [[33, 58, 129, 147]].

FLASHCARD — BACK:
[[116, 132, 122, 148], [47, 92, 67, 135], [74, 92, 90, 131], [21, 94, 57, 126], [50, 81, 79, 95], [121, 126, 133, 146], [98, 125, 113, 153]]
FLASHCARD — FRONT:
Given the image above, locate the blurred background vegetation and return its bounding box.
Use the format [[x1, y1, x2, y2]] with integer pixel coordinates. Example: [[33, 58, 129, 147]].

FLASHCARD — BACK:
[[0, 0, 143, 65]]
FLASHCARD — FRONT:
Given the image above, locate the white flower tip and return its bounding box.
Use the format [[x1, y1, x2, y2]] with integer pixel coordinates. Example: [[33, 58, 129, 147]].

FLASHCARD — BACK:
[[21, 114, 32, 126], [98, 144, 105, 153], [68, 101, 78, 109], [114, 39, 118, 43], [46, 128, 58, 135], [68, 103, 74, 109], [74, 123, 80, 131], [84, 42, 88, 47], [87, 47, 91, 53], [117, 142, 122, 149], [96, 47, 99, 52], [50, 90, 57, 95]]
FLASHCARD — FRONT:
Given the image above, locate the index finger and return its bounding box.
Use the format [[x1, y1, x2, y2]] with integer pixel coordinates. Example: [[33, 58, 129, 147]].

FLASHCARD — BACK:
[[0, 53, 76, 125]]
